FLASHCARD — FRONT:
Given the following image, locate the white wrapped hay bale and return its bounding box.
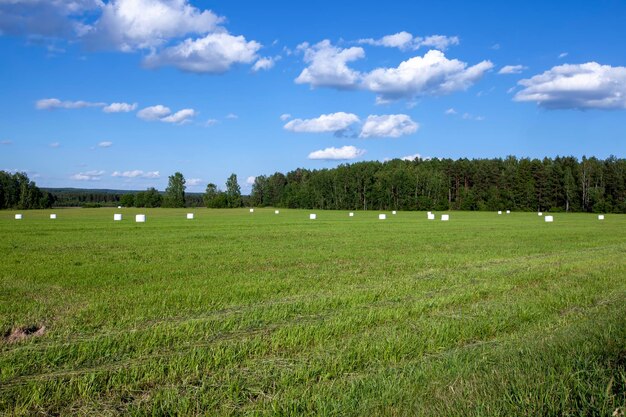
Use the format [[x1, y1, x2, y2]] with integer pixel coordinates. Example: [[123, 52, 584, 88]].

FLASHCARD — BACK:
[[114, 214, 122, 221], [15, 214, 22, 220], [309, 214, 316, 220], [441, 214, 449, 221], [378, 214, 386, 220], [250, 208, 254, 213], [275, 210, 279, 214], [349, 212, 354, 217], [538, 212, 543, 216], [506, 210, 511, 214], [50, 214, 57, 219], [544, 215, 553, 222], [135, 214, 146, 223], [186, 213, 194, 220], [427, 213, 435, 220], [498, 211, 502, 215], [392, 210, 397, 215], [598, 215, 604, 220]]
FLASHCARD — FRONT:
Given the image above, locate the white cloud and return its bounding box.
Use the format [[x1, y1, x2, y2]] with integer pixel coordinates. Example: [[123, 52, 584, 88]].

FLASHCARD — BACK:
[[284, 112, 360, 133], [103, 102, 137, 112], [204, 118, 218, 126], [49, 142, 61, 148], [161, 108, 196, 124], [362, 50, 493, 101], [558, 52, 569, 59], [514, 62, 626, 110], [246, 176, 256, 185], [417, 35, 460, 51], [252, 56, 275, 72], [36, 98, 105, 110], [226, 113, 238, 119], [187, 178, 202, 186], [359, 31, 414, 50], [308, 145, 366, 160], [71, 170, 105, 181], [359, 32, 459, 51], [112, 170, 160, 178], [400, 153, 422, 161], [89, 0, 224, 51], [143, 32, 260, 73], [142, 171, 160, 178], [97, 141, 113, 147], [445, 108, 457, 115], [279, 113, 292, 121], [295, 40, 364, 89], [137, 104, 171, 120], [359, 114, 418, 138], [498, 65, 527, 75]]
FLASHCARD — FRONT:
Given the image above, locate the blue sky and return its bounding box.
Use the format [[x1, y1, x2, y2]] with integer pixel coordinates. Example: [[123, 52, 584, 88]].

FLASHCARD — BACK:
[[1, 0, 625, 192]]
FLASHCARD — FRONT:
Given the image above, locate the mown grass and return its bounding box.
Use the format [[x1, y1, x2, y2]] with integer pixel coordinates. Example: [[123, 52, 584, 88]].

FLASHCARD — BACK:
[[0, 208, 624, 416]]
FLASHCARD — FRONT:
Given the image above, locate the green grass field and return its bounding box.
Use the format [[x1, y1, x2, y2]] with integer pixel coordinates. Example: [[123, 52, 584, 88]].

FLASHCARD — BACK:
[[1, 208, 625, 416]]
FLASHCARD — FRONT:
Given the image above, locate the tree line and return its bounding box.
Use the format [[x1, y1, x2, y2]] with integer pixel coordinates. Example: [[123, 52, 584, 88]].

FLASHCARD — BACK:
[[249, 156, 626, 213], [0, 171, 54, 209]]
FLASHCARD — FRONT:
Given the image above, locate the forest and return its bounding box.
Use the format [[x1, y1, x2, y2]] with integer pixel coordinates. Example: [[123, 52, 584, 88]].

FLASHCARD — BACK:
[[249, 156, 626, 213], [0, 171, 54, 209], [2, 156, 625, 212]]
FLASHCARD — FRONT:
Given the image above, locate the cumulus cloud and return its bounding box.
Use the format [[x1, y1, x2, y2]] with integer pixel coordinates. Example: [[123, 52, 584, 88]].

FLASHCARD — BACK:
[[246, 176, 256, 185], [284, 112, 360, 133], [97, 141, 113, 147], [161, 108, 196, 124], [143, 32, 260, 73], [308, 145, 366, 160], [445, 108, 457, 115], [418, 35, 460, 51], [71, 170, 105, 181], [279, 113, 292, 121], [514, 62, 626, 110], [498, 65, 527, 75], [137, 104, 171, 120], [295, 40, 365, 89], [2, 1, 265, 74], [103, 102, 137, 113], [112, 170, 160, 178], [36, 98, 105, 110], [88, 0, 223, 51], [359, 114, 418, 138], [359, 31, 414, 50], [252, 56, 276, 72], [362, 50, 493, 101], [187, 178, 202, 186], [359, 32, 459, 51]]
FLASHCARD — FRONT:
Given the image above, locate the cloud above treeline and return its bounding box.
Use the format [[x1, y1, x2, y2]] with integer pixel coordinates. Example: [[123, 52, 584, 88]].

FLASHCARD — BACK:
[[514, 62, 626, 109], [295, 40, 493, 102], [284, 112, 418, 138], [308, 145, 366, 160]]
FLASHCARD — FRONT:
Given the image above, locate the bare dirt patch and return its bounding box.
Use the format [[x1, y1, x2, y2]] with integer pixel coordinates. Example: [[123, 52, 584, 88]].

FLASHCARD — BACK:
[[4, 325, 46, 343]]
